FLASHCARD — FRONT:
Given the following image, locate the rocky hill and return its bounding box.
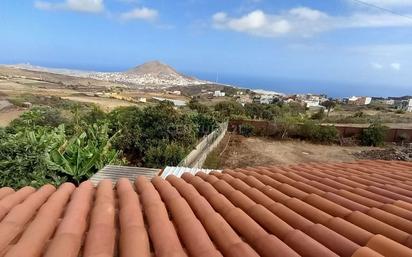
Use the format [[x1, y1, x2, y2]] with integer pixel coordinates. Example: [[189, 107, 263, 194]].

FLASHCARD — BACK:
[[4, 61, 213, 89], [89, 61, 208, 88]]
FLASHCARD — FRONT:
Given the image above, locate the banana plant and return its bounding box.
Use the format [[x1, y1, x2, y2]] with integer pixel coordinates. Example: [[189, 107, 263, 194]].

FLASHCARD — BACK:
[[48, 123, 123, 184]]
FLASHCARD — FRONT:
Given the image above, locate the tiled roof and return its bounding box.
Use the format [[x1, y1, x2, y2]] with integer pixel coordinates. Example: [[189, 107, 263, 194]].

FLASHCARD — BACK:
[[1, 160, 412, 257], [90, 165, 160, 186]]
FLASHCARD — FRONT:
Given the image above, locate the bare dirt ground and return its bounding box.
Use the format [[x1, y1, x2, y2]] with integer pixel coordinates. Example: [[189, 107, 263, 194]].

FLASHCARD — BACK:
[[208, 134, 377, 169], [62, 96, 138, 111], [0, 109, 25, 127]]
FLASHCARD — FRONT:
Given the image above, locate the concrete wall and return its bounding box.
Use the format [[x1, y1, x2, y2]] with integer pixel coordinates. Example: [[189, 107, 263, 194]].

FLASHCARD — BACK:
[[229, 119, 412, 143], [179, 122, 228, 168]]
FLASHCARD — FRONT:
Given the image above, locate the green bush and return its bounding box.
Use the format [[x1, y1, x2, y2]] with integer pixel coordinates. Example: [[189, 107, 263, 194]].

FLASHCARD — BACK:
[[8, 107, 68, 132], [191, 113, 218, 138], [311, 109, 325, 120], [299, 121, 339, 143], [0, 127, 67, 188], [188, 99, 210, 114], [316, 126, 340, 143], [144, 142, 188, 168], [239, 123, 255, 137], [214, 101, 245, 118], [0, 124, 124, 188], [360, 123, 387, 146]]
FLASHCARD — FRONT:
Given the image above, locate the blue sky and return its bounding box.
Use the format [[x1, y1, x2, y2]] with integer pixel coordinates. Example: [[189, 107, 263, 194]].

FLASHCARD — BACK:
[[0, 0, 411, 96]]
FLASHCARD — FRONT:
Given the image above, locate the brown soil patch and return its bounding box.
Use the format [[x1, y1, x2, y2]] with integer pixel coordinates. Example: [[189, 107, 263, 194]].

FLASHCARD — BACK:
[[213, 134, 377, 169]]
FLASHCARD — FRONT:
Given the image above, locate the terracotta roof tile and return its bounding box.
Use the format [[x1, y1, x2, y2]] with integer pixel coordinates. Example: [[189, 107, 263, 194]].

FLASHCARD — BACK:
[[351, 247, 384, 257], [0, 160, 412, 256]]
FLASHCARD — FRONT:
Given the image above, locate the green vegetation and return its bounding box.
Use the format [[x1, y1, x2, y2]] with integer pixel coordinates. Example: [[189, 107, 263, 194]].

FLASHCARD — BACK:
[[299, 121, 339, 144], [239, 124, 255, 137], [0, 98, 218, 188], [360, 122, 388, 146]]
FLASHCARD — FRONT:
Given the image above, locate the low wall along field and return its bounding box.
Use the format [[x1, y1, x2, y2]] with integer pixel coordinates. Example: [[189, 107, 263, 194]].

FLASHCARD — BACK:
[[229, 119, 412, 143]]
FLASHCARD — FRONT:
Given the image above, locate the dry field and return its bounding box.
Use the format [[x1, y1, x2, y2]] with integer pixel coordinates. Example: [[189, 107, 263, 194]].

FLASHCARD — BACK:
[[0, 109, 25, 127], [205, 134, 377, 169], [62, 96, 138, 111]]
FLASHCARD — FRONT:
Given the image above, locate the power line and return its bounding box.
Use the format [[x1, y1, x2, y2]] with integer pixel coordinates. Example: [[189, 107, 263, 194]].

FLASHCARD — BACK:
[[349, 0, 412, 21]]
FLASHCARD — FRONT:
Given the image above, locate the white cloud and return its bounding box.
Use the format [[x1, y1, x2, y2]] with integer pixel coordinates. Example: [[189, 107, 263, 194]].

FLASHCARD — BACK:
[[35, 0, 104, 13], [212, 8, 328, 37], [212, 7, 412, 37], [391, 62, 401, 70], [120, 7, 158, 21], [371, 62, 383, 69]]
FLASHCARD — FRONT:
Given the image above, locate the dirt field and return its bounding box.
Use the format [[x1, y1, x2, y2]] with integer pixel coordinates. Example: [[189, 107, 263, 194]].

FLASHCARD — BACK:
[[205, 134, 377, 169], [62, 96, 138, 111], [0, 109, 25, 127]]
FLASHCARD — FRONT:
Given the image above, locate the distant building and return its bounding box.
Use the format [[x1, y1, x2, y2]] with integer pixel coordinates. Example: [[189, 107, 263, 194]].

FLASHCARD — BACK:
[[384, 99, 395, 106], [408, 99, 412, 112], [170, 90, 181, 96], [214, 91, 226, 97], [260, 95, 274, 104], [137, 97, 147, 103], [303, 100, 321, 108], [348, 96, 372, 105], [152, 97, 186, 107]]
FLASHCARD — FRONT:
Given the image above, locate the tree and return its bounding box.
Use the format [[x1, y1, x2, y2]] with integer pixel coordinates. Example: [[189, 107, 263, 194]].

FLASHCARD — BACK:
[[188, 99, 210, 114], [214, 101, 245, 118], [275, 115, 300, 139], [321, 100, 336, 117]]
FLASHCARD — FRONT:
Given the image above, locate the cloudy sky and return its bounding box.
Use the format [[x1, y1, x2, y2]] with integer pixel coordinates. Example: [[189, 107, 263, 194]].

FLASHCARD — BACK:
[[0, 0, 411, 96]]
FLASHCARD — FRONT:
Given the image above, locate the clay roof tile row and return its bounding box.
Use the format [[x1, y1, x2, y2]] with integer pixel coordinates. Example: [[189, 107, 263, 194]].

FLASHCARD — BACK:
[[0, 160, 412, 256]]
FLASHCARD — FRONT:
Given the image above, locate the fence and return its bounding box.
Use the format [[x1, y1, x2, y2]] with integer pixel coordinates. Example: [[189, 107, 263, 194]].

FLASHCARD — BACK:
[[178, 121, 228, 168], [229, 119, 412, 143]]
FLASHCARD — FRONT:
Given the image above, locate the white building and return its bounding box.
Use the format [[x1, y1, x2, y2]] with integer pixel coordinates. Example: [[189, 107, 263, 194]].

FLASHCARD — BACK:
[[214, 91, 226, 97], [260, 95, 274, 104], [152, 97, 186, 107], [348, 96, 372, 105], [137, 97, 147, 103], [304, 100, 321, 108], [384, 99, 395, 106], [170, 91, 181, 96], [408, 99, 412, 112]]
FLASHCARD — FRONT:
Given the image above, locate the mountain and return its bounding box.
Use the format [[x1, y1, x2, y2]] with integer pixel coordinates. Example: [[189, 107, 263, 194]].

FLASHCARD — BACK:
[[4, 61, 215, 88], [126, 61, 181, 77], [88, 61, 209, 88]]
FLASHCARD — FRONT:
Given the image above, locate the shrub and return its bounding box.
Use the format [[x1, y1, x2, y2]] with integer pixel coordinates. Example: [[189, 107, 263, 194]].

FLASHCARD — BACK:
[[299, 120, 339, 143], [0, 124, 124, 188], [275, 115, 300, 139], [398, 133, 410, 143], [316, 126, 339, 143], [191, 113, 218, 138], [239, 123, 255, 137], [8, 107, 68, 132], [360, 122, 387, 146], [144, 142, 188, 168], [214, 101, 245, 118], [311, 109, 325, 120], [188, 99, 210, 114]]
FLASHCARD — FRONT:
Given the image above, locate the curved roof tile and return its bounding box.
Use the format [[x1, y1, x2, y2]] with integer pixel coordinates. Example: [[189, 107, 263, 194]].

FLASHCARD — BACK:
[[0, 160, 412, 256]]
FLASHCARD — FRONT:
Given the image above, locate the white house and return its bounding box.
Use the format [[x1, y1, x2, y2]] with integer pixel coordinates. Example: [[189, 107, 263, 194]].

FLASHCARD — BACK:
[[260, 95, 274, 104], [408, 99, 412, 112], [137, 97, 147, 103], [384, 99, 395, 106], [214, 91, 226, 97], [303, 100, 321, 108], [348, 96, 372, 105]]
